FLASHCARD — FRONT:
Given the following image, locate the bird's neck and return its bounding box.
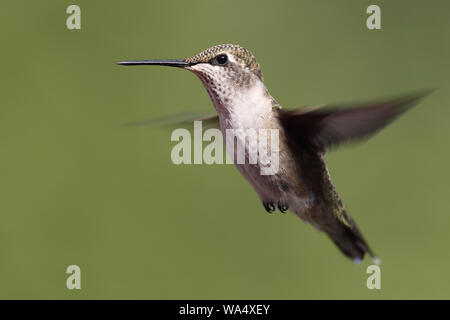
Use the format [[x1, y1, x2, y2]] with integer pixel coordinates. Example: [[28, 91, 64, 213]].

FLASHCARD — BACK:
[[209, 80, 276, 131]]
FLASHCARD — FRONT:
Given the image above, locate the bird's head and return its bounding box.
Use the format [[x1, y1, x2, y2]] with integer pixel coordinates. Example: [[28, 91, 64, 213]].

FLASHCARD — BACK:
[[118, 44, 265, 109]]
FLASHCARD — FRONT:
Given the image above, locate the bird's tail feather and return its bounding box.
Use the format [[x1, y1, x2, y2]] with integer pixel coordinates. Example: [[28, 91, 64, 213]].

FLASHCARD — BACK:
[[296, 196, 380, 264], [325, 212, 380, 264]]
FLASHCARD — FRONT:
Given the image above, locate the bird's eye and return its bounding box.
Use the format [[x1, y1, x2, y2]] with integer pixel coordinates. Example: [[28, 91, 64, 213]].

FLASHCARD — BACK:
[[215, 54, 228, 65]]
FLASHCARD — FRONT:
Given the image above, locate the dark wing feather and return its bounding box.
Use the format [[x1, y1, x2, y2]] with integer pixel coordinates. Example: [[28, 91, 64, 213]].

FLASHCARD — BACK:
[[126, 112, 219, 131], [278, 90, 432, 152]]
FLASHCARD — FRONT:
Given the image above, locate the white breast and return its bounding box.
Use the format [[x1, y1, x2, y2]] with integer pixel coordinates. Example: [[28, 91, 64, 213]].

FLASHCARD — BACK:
[[221, 81, 273, 131]]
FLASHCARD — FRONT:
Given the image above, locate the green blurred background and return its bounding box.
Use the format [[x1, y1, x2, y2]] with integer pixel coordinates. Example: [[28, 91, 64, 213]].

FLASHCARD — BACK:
[[0, 0, 449, 299]]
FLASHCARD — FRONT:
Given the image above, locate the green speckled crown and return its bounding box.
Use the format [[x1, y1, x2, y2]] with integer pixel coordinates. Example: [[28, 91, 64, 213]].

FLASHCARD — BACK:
[[185, 44, 263, 80]]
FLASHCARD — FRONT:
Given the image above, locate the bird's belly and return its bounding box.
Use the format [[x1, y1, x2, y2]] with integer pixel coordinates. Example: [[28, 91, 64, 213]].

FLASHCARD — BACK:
[[217, 106, 315, 215], [234, 160, 315, 219], [234, 162, 282, 201], [226, 135, 316, 218], [222, 125, 282, 201]]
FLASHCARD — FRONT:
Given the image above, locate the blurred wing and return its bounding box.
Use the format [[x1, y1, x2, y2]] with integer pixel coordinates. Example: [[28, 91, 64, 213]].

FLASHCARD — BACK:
[[278, 90, 432, 152], [126, 112, 220, 131]]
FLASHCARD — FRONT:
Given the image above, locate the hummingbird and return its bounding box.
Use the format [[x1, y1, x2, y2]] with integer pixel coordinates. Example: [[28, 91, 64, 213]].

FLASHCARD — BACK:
[[118, 44, 429, 263]]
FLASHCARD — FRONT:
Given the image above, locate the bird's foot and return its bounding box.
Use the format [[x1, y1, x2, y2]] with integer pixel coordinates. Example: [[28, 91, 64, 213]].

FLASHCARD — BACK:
[[263, 201, 276, 213], [278, 201, 288, 213], [263, 201, 288, 213]]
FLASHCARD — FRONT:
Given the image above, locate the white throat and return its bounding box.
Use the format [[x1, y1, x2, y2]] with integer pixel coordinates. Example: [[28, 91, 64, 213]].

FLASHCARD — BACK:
[[214, 80, 274, 131]]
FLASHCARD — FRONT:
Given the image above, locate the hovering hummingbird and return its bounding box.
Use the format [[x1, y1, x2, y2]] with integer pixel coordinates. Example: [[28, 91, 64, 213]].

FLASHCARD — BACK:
[[119, 44, 429, 263]]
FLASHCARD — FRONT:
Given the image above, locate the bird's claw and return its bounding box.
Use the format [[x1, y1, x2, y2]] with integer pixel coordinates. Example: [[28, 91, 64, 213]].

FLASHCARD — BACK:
[[263, 201, 288, 213], [278, 202, 288, 213], [263, 202, 276, 213]]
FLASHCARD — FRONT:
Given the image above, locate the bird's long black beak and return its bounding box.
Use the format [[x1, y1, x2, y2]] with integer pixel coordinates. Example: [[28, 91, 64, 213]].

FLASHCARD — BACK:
[[117, 59, 190, 67]]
